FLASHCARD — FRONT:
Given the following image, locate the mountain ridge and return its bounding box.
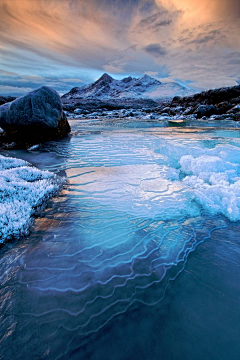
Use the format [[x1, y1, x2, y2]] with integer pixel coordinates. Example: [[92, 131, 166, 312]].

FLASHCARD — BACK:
[[62, 73, 194, 102]]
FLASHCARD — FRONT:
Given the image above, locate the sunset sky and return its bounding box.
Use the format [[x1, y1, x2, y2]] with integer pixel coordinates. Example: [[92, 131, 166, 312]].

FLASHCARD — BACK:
[[1, 0, 240, 96]]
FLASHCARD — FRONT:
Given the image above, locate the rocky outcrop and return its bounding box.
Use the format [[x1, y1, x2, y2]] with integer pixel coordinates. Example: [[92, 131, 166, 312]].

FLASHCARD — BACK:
[[0, 86, 70, 147], [0, 96, 16, 106], [195, 105, 218, 118], [61, 73, 193, 107], [62, 75, 240, 122], [154, 85, 240, 120]]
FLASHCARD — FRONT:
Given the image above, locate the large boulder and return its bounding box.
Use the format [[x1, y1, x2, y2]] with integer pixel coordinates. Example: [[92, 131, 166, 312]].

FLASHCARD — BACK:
[[0, 86, 70, 146], [195, 104, 218, 119]]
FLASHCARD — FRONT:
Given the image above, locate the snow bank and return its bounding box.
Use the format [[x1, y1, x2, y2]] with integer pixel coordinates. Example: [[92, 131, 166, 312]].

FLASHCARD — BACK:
[[0, 155, 64, 243], [180, 154, 240, 221]]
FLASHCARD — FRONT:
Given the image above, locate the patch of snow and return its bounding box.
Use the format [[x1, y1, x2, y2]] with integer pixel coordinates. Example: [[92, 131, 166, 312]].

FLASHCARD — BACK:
[[0, 155, 64, 243], [180, 154, 240, 221], [27, 144, 40, 151], [62, 73, 194, 101]]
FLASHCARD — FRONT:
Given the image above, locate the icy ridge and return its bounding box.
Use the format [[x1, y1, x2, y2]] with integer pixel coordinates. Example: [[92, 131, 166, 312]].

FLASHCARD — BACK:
[[0, 155, 64, 243]]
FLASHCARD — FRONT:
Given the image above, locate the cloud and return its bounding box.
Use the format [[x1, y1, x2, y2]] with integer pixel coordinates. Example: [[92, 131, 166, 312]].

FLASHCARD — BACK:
[[0, 70, 19, 77], [143, 43, 166, 57], [133, 7, 178, 34], [59, 78, 84, 83], [136, 11, 169, 27], [145, 71, 159, 77], [0, 70, 86, 96], [0, 0, 239, 93], [0, 85, 32, 96], [187, 29, 225, 45], [228, 59, 240, 65], [154, 19, 172, 27]]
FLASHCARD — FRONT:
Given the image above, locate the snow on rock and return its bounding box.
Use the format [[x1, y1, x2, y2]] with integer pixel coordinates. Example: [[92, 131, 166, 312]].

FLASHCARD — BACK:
[[0, 155, 64, 243], [62, 73, 193, 101]]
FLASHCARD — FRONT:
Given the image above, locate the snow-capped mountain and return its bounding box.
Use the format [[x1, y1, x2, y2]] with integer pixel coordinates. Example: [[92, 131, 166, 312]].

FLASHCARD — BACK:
[[62, 73, 193, 101]]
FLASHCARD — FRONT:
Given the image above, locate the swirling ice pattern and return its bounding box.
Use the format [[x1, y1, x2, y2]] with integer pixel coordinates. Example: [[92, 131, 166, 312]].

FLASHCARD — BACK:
[[0, 120, 237, 360]]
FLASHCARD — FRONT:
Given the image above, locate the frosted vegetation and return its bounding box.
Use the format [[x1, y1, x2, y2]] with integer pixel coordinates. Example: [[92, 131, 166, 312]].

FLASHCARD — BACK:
[[0, 155, 64, 243]]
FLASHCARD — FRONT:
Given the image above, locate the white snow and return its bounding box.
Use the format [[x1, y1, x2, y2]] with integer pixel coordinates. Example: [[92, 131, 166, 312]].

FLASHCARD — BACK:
[[180, 154, 240, 221], [63, 73, 194, 101], [153, 139, 240, 221], [0, 155, 64, 243]]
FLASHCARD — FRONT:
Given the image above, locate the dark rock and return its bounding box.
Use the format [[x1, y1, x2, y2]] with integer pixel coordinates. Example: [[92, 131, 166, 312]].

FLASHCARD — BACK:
[[62, 103, 75, 112], [195, 105, 218, 118], [2, 142, 17, 150], [161, 107, 170, 114], [231, 96, 240, 105], [172, 96, 181, 103], [175, 106, 184, 112], [0, 96, 16, 106], [62, 82, 240, 121], [0, 86, 70, 147], [183, 107, 194, 115], [227, 105, 240, 114], [216, 101, 232, 114], [179, 85, 240, 108], [74, 108, 82, 114], [150, 114, 156, 119]]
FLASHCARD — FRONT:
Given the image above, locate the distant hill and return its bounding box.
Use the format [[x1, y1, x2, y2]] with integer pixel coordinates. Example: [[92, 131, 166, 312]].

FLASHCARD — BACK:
[[62, 73, 194, 104]]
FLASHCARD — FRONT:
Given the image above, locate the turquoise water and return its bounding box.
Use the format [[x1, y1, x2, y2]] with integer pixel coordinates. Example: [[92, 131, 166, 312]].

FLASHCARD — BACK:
[[1, 120, 240, 359]]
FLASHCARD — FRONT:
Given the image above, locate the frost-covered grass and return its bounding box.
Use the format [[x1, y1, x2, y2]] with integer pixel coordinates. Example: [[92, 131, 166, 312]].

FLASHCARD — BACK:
[[0, 155, 64, 243]]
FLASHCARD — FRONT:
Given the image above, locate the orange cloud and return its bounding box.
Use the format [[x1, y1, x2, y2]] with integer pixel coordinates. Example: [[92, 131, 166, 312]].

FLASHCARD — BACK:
[[0, 0, 239, 90]]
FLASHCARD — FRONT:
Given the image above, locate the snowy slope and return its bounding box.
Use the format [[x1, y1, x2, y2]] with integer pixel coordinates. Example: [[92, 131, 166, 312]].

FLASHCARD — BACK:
[[62, 73, 193, 101], [0, 155, 64, 242]]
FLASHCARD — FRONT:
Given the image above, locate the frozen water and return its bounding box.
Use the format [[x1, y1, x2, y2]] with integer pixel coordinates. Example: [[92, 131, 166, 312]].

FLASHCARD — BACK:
[[179, 153, 240, 220], [1, 120, 240, 360], [66, 122, 240, 222]]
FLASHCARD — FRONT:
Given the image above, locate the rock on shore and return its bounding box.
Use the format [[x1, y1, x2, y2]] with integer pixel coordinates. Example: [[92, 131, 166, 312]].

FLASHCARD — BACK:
[[62, 83, 240, 122], [155, 85, 240, 120], [0, 86, 70, 147]]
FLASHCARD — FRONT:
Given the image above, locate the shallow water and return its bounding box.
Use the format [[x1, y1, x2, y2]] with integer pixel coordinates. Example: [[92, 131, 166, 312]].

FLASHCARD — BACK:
[[1, 119, 240, 360]]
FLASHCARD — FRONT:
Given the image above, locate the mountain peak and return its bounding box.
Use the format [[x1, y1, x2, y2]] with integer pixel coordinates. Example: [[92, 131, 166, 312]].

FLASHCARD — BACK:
[[140, 74, 161, 84], [141, 74, 152, 80], [97, 73, 114, 83], [121, 76, 133, 83], [62, 73, 192, 100]]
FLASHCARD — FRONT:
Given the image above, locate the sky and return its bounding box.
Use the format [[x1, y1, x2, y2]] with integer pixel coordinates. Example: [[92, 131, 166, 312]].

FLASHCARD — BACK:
[[0, 0, 240, 96]]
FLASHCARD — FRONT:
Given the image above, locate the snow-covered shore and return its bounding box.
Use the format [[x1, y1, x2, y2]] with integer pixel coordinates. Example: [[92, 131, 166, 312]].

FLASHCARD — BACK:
[[0, 155, 64, 243]]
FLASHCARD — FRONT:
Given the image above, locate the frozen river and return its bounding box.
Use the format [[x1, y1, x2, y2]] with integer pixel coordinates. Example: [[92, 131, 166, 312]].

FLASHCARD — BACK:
[[1, 119, 240, 359]]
